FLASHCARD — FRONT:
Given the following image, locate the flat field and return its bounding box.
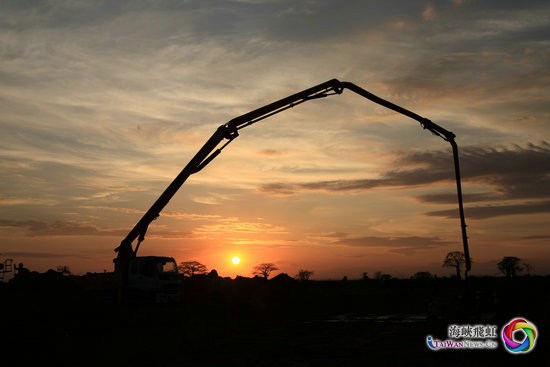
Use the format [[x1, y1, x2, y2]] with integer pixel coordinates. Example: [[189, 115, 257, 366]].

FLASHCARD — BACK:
[[1, 275, 548, 366]]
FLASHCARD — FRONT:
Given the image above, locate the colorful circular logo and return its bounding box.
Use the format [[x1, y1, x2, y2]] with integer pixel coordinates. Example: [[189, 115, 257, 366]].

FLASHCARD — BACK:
[[501, 318, 538, 353]]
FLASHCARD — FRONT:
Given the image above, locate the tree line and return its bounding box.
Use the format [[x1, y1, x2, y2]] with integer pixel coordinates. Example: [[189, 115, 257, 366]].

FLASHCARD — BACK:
[[177, 260, 314, 281], [177, 252, 532, 282], [1, 253, 534, 281]]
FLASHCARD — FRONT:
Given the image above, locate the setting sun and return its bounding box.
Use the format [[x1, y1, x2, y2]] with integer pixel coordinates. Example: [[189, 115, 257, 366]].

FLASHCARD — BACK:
[[232, 256, 241, 265]]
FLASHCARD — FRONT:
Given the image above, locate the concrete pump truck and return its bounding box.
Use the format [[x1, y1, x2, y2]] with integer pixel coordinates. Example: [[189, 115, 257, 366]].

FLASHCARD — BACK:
[[114, 79, 471, 298]]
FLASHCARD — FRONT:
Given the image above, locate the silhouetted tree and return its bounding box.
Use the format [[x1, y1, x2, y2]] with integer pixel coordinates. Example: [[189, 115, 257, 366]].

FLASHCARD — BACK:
[[178, 261, 208, 277], [296, 269, 314, 281], [443, 251, 467, 280], [207, 269, 219, 278], [56, 265, 72, 276], [14, 262, 30, 278], [497, 256, 523, 278], [252, 263, 278, 279]]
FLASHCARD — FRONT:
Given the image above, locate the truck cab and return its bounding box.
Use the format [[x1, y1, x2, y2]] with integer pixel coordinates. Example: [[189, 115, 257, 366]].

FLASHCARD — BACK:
[[127, 256, 181, 302]]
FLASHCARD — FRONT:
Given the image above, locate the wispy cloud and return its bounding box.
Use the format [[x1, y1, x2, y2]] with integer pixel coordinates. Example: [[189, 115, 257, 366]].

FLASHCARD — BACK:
[[421, 142, 550, 200], [427, 201, 550, 220], [0, 196, 57, 206], [0, 219, 193, 239], [0, 219, 125, 237], [335, 235, 453, 255], [258, 142, 550, 219], [193, 217, 287, 235]]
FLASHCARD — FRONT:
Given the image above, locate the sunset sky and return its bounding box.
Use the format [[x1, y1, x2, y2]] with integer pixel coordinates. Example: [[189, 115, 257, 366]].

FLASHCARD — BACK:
[[1, 0, 549, 279]]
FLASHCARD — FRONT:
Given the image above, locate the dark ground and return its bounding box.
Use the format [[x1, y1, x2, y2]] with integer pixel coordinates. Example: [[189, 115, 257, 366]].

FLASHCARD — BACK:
[[1, 273, 548, 366]]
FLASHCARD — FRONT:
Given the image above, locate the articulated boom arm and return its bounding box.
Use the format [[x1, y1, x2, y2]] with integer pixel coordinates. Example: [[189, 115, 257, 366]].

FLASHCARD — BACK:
[[115, 79, 471, 276]]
